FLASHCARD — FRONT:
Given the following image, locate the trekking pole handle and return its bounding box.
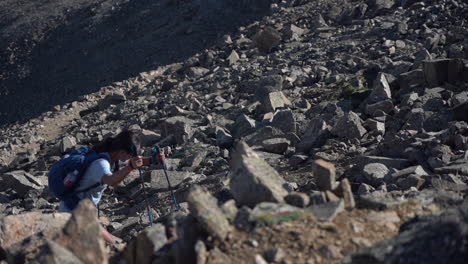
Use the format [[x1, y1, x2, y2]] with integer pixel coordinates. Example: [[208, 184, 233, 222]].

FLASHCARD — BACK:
[[152, 145, 167, 168]]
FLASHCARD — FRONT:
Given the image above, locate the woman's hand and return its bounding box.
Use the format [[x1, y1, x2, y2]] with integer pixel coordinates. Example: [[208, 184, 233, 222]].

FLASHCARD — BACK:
[[129, 156, 144, 169]]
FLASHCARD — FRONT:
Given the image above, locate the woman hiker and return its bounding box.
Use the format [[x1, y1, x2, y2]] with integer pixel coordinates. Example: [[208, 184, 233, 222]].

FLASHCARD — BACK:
[[58, 130, 152, 243]]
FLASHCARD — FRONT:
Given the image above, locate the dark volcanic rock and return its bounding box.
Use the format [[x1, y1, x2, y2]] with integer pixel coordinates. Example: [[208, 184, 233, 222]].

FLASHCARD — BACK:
[[342, 202, 468, 264]]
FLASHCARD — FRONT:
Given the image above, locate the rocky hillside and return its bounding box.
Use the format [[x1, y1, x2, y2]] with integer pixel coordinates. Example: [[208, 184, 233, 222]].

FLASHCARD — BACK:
[[1, 0, 468, 263]]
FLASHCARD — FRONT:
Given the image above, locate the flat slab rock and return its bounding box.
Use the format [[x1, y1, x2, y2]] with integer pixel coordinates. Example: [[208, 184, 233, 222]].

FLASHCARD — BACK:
[[305, 200, 344, 222]]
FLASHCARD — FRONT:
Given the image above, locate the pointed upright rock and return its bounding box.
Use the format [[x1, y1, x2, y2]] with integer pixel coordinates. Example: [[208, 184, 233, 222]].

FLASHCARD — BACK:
[[229, 142, 288, 207]]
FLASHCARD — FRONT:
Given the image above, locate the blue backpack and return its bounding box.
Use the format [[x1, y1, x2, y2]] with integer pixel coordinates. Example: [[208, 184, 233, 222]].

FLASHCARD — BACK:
[[48, 146, 110, 209]]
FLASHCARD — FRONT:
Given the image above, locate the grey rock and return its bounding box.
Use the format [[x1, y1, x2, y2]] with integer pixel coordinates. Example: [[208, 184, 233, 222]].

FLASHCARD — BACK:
[[399, 69, 425, 94], [451, 92, 468, 106], [423, 59, 451, 87], [366, 100, 394, 116], [306, 200, 344, 222], [270, 110, 296, 134], [254, 27, 282, 53], [282, 24, 305, 40], [357, 195, 409, 210], [262, 91, 291, 113], [186, 67, 209, 79], [227, 50, 240, 65], [144, 170, 191, 191], [216, 127, 234, 148], [229, 142, 288, 207], [357, 183, 375, 196], [365, 119, 385, 135], [160, 116, 195, 145], [297, 118, 330, 152], [0, 170, 42, 195], [59, 136, 77, 153], [368, 0, 394, 10], [331, 112, 367, 140], [37, 239, 84, 264], [434, 161, 468, 176], [397, 174, 425, 190], [123, 224, 167, 264], [255, 254, 268, 264], [262, 138, 290, 154], [233, 114, 257, 138], [220, 199, 238, 223], [335, 179, 355, 209], [342, 203, 468, 264], [447, 59, 465, 85], [254, 75, 283, 98], [98, 91, 126, 110], [264, 247, 285, 263], [195, 240, 207, 264], [289, 154, 308, 166], [363, 163, 389, 187], [368, 72, 392, 103], [284, 192, 310, 208], [139, 129, 161, 147], [358, 156, 411, 170], [389, 165, 428, 182], [312, 159, 336, 191], [186, 185, 231, 240]]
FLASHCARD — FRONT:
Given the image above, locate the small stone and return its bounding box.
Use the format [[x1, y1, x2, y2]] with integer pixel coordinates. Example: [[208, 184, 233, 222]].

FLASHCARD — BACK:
[[397, 174, 425, 190], [247, 239, 259, 248], [254, 254, 268, 264], [262, 138, 290, 154], [368, 72, 392, 103], [334, 179, 355, 209], [325, 191, 340, 202], [307, 200, 344, 222], [331, 112, 367, 140], [254, 27, 282, 53], [284, 192, 310, 208], [221, 200, 238, 223], [365, 119, 386, 135], [59, 136, 76, 153], [264, 247, 286, 263], [363, 163, 389, 187], [357, 183, 375, 195], [227, 50, 240, 65], [263, 91, 291, 112], [289, 154, 308, 166], [312, 159, 336, 191]]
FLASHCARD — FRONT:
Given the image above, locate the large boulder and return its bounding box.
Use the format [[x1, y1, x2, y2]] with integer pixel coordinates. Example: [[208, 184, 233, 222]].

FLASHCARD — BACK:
[[331, 112, 367, 140], [53, 199, 108, 264], [186, 185, 232, 240], [4, 200, 107, 264], [124, 224, 168, 264], [342, 203, 468, 264], [0, 212, 70, 249], [297, 118, 330, 152], [160, 116, 196, 145], [229, 142, 288, 207]]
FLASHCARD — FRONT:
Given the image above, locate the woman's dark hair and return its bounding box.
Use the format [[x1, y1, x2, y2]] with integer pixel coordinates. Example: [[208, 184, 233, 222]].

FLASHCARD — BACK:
[[92, 130, 140, 155]]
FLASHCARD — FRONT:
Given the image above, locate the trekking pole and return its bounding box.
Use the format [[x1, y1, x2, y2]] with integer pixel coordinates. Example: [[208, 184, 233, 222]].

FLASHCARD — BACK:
[[139, 167, 154, 226], [132, 146, 154, 226], [152, 146, 181, 211]]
